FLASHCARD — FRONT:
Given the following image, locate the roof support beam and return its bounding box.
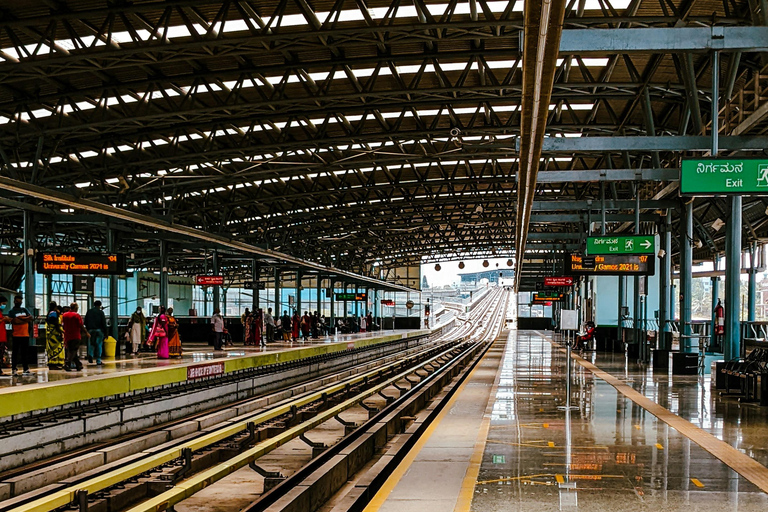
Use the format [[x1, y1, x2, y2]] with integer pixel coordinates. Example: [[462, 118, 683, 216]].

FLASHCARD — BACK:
[[537, 135, 768, 152], [0, 176, 414, 293], [516, 0, 568, 290], [535, 168, 679, 182], [559, 27, 768, 53]]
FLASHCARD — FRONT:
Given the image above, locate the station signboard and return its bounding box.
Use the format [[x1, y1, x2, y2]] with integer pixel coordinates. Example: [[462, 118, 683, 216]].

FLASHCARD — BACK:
[[381, 299, 395, 306], [335, 292, 367, 301], [36, 252, 126, 275], [586, 235, 654, 255], [243, 281, 266, 290], [681, 158, 768, 195], [196, 275, 224, 286], [564, 253, 654, 276], [544, 276, 574, 287]]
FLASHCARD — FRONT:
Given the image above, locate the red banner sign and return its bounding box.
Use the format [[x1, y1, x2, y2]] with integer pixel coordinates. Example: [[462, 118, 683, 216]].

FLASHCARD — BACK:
[[196, 275, 224, 286], [187, 362, 225, 380], [544, 277, 574, 287], [381, 299, 395, 306]]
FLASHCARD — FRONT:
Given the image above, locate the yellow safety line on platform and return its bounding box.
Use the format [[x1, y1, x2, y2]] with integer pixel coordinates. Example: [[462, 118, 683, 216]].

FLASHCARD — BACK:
[[363, 340, 502, 512], [539, 331, 768, 495], [0, 331, 427, 418]]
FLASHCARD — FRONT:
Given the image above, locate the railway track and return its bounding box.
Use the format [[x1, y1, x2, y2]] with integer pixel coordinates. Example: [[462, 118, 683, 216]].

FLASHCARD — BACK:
[[3, 287, 508, 512]]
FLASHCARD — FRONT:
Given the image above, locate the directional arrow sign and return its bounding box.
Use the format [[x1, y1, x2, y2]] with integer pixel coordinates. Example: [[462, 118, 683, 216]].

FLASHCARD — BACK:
[[587, 235, 655, 255]]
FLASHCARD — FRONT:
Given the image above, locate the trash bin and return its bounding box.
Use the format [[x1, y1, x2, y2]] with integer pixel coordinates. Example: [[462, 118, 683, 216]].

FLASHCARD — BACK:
[[103, 336, 117, 358]]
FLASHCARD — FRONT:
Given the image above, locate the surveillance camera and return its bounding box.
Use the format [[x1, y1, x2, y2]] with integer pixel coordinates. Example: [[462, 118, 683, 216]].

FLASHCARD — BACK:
[[658, 249, 666, 258]]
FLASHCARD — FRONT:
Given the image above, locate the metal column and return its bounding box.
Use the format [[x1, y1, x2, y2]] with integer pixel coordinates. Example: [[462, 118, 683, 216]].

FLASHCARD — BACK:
[[329, 279, 335, 324], [212, 250, 220, 313], [680, 201, 693, 352], [159, 240, 169, 308], [23, 211, 35, 314], [107, 228, 119, 347], [725, 196, 742, 360], [659, 213, 672, 349], [274, 267, 281, 316], [633, 188, 643, 361], [252, 260, 259, 311], [296, 271, 302, 314], [748, 243, 757, 322], [316, 276, 321, 315], [711, 256, 720, 347]]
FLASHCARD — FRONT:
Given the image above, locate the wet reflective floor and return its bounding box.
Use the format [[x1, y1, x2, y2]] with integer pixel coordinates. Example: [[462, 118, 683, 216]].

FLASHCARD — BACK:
[[0, 329, 419, 388], [470, 330, 768, 511]]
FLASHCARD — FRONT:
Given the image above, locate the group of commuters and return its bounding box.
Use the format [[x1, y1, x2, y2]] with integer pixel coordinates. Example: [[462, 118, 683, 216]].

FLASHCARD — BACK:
[[0, 294, 114, 374], [124, 305, 182, 359]]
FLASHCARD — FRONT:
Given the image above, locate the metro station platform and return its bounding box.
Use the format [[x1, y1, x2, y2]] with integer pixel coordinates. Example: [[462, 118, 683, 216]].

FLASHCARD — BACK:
[[0, 329, 429, 419], [366, 330, 768, 512]]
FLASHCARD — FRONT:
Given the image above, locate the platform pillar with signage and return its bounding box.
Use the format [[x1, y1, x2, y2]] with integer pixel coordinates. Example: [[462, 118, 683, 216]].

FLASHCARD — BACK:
[[680, 201, 693, 352], [725, 196, 742, 361], [212, 251, 220, 313], [107, 228, 119, 348], [23, 211, 35, 315], [659, 213, 672, 351]]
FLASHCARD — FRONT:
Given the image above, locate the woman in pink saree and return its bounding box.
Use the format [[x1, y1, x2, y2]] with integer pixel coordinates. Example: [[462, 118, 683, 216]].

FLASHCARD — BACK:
[[148, 306, 170, 359]]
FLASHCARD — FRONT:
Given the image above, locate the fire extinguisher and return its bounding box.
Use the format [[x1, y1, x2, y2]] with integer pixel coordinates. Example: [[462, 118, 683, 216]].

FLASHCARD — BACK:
[[714, 299, 725, 335]]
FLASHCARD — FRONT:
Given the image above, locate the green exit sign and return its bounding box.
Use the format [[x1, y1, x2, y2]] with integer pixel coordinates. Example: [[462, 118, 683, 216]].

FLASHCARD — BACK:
[[681, 158, 768, 195], [587, 236, 654, 255]]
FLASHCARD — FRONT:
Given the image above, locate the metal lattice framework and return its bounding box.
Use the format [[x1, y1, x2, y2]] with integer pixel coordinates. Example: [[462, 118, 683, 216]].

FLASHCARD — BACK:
[[0, 0, 766, 285]]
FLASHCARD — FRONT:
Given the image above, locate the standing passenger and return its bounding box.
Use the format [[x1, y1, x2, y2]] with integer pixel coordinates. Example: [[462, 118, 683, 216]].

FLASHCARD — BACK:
[[360, 315, 366, 333], [0, 296, 9, 375], [45, 302, 64, 370], [264, 308, 275, 343], [126, 307, 146, 354], [148, 306, 169, 359], [7, 294, 33, 375], [84, 300, 107, 365], [167, 308, 182, 358], [242, 308, 251, 344], [301, 311, 311, 341], [282, 310, 291, 341], [62, 303, 88, 371], [291, 310, 301, 341], [211, 309, 224, 350], [255, 309, 264, 346]]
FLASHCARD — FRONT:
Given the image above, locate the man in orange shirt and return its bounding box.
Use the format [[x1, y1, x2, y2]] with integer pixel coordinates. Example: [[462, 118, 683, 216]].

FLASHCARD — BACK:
[[7, 294, 33, 375], [0, 295, 10, 375]]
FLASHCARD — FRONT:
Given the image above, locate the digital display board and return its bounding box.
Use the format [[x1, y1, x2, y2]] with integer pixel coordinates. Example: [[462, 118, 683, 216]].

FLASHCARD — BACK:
[[533, 292, 564, 302], [681, 158, 768, 195], [335, 293, 367, 301], [196, 276, 224, 286], [37, 252, 126, 275], [564, 253, 655, 276], [587, 235, 654, 255]]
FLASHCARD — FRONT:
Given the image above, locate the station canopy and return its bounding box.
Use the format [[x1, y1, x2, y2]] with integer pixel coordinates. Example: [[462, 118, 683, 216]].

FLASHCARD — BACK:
[[0, 0, 767, 290]]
